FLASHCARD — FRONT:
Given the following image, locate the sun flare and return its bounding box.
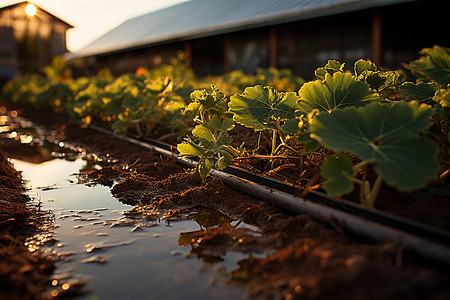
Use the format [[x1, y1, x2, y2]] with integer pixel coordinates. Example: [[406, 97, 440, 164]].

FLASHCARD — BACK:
[[25, 3, 37, 16]]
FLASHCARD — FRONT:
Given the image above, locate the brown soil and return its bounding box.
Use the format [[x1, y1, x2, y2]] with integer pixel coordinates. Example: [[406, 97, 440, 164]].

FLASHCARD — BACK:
[[0, 151, 54, 300], [2, 104, 450, 299]]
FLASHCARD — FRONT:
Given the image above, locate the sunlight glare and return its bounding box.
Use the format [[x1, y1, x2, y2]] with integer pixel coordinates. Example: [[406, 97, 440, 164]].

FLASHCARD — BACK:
[[25, 3, 37, 16]]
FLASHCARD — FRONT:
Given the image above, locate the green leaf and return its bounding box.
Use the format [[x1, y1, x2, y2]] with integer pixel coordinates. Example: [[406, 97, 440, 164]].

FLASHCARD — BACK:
[[145, 77, 170, 94], [216, 151, 232, 170], [183, 102, 202, 119], [220, 118, 235, 132], [404, 45, 450, 85], [177, 115, 234, 183], [201, 115, 235, 133], [122, 94, 142, 109], [205, 115, 222, 132], [296, 133, 320, 153], [399, 82, 441, 102], [190, 84, 225, 109], [213, 132, 232, 151], [357, 70, 400, 92], [199, 157, 215, 182], [354, 59, 377, 77], [433, 85, 450, 107], [281, 118, 302, 135], [310, 102, 439, 191], [320, 154, 356, 196], [304, 139, 320, 153], [187, 85, 228, 122], [297, 72, 378, 115], [315, 60, 345, 80], [229, 85, 298, 130], [192, 124, 215, 143], [177, 140, 205, 157]]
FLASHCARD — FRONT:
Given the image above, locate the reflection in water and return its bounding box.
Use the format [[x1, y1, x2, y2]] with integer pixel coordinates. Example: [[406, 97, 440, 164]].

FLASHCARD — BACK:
[[1, 111, 257, 299]]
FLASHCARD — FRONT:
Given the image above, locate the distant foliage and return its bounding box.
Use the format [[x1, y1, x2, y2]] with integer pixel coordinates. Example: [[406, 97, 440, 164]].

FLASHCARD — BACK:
[[2, 46, 449, 207]]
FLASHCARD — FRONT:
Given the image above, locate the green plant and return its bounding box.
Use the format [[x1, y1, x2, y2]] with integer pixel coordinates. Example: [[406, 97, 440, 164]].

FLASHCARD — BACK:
[[177, 115, 235, 181], [403, 45, 450, 86], [229, 85, 299, 157], [111, 76, 185, 137], [296, 71, 379, 114], [310, 101, 439, 207], [177, 85, 236, 182], [401, 46, 450, 183], [3, 46, 448, 209]]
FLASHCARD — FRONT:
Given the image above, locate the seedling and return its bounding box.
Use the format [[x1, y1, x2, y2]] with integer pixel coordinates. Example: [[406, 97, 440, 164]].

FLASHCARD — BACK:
[[178, 85, 236, 182], [229, 85, 299, 157]]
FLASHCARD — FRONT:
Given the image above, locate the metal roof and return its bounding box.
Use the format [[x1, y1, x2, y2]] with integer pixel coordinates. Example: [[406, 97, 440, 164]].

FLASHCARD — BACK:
[[71, 0, 414, 59]]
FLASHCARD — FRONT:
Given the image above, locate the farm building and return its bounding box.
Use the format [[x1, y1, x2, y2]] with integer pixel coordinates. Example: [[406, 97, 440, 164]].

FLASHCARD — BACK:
[[0, 1, 72, 84], [71, 0, 448, 79]]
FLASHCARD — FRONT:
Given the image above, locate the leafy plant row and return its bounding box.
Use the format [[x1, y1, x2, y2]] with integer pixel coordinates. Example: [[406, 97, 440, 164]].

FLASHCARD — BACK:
[[2, 46, 449, 208], [2, 54, 303, 143]]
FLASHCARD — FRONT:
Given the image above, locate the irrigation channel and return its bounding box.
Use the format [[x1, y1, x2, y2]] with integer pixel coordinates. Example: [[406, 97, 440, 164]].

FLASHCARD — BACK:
[[2, 113, 254, 299], [2, 106, 450, 299], [88, 127, 450, 267]]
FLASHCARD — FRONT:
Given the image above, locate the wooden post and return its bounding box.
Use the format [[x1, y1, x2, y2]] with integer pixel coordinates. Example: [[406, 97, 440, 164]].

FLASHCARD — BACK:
[[372, 9, 382, 65], [269, 26, 277, 68], [223, 34, 231, 73], [125, 52, 133, 73], [184, 40, 192, 67]]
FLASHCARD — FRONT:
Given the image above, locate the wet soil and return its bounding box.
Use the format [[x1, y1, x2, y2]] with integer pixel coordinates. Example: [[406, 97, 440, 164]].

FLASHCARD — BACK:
[[0, 151, 54, 300], [2, 104, 450, 299]]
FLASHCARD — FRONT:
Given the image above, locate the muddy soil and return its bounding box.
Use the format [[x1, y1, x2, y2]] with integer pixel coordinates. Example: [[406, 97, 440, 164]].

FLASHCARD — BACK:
[[2, 105, 450, 299], [0, 150, 54, 300]]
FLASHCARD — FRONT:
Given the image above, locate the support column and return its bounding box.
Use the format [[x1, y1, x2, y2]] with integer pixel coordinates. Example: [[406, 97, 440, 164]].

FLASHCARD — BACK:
[[223, 34, 231, 73], [184, 40, 192, 67], [372, 9, 382, 65], [125, 52, 133, 73], [269, 26, 277, 68]]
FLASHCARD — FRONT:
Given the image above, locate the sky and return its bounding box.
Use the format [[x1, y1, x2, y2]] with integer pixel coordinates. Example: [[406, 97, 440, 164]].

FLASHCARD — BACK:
[[2, 0, 188, 52]]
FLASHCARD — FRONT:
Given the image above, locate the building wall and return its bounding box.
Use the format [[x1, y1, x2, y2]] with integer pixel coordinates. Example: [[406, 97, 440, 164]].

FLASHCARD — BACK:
[[0, 26, 16, 80], [277, 10, 373, 78], [81, 1, 449, 80], [381, 1, 448, 69], [191, 35, 225, 75], [0, 2, 70, 84], [93, 42, 184, 76]]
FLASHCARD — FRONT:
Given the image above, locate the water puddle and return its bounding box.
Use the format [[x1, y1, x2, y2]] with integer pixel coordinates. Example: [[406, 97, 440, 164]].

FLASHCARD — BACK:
[[2, 112, 259, 299]]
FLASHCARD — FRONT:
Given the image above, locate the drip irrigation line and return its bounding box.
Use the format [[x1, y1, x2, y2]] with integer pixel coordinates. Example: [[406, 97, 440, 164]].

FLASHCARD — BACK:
[[88, 124, 450, 267]]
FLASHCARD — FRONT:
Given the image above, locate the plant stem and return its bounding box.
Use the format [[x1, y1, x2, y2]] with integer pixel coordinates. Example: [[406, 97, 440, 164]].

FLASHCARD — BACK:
[[351, 178, 363, 185], [359, 165, 368, 206], [301, 166, 321, 197], [440, 168, 449, 180], [353, 161, 369, 172], [223, 145, 240, 157], [271, 129, 277, 157], [200, 110, 207, 124], [136, 122, 143, 137], [365, 175, 383, 208], [254, 132, 262, 153], [234, 155, 305, 160], [265, 164, 296, 176], [360, 181, 371, 207]]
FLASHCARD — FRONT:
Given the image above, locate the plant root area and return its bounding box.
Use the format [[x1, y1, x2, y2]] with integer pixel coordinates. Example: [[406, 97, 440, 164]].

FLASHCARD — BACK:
[[2, 106, 450, 300]]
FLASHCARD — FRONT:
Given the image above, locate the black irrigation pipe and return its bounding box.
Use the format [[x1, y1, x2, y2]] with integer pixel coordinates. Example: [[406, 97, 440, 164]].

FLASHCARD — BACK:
[[88, 124, 450, 267]]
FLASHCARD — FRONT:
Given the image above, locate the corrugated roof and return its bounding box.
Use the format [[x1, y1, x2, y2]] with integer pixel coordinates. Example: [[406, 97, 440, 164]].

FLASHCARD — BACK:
[[71, 0, 414, 59]]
